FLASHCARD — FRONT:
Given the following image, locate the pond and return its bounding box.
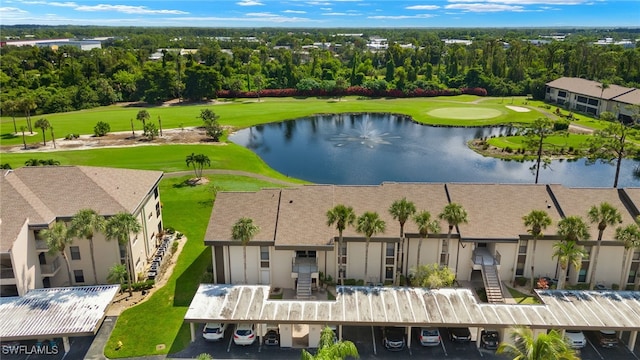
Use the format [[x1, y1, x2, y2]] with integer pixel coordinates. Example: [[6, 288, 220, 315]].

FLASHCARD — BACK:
[[229, 113, 640, 187]]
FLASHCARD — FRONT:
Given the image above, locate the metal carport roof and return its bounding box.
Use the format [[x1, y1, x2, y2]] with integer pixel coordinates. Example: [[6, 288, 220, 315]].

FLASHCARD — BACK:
[[0, 285, 119, 341], [185, 284, 640, 331]]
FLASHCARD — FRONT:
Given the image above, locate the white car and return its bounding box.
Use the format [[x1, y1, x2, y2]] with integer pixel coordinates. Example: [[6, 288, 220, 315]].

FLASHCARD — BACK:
[[202, 323, 227, 341], [419, 328, 441, 346], [565, 330, 587, 349], [233, 324, 256, 346]]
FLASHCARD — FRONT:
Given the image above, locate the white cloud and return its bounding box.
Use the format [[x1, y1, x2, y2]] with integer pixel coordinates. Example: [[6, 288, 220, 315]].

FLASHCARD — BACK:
[[74, 4, 188, 14], [485, 0, 586, 4], [236, 0, 264, 6], [306, 1, 332, 5], [177, 13, 317, 24], [321, 12, 361, 16], [405, 5, 440, 10], [320, 7, 332, 10], [283, 9, 306, 13], [369, 14, 436, 19], [21, 1, 77, 7], [0, 6, 28, 17], [445, 3, 524, 12]]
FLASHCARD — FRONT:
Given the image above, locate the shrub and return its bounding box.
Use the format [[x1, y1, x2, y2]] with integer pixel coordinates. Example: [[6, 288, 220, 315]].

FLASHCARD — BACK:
[[122, 279, 154, 292], [65, 133, 79, 140], [171, 241, 179, 254], [94, 121, 110, 137], [343, 279, 357, 286], [165, 227, 175, 234], [176, 232, 183, 240], [553, 120, 570, 131], [514, 276, 528, 286]]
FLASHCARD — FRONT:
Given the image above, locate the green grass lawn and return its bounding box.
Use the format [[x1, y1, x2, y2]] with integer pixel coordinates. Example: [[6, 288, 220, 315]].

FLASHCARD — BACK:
[[1, 95, 547, 147], [104, 174, 290, 358], [507, 287, 541, 305]]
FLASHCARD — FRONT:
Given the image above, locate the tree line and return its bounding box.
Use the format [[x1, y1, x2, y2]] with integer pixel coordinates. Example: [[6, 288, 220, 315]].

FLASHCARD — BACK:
[[1, 26, 639, 117]]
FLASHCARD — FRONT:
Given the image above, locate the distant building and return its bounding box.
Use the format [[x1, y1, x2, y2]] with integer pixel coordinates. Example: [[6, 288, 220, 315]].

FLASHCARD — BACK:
[[1, 38, 103, 50], [442, 39, 473, 46]]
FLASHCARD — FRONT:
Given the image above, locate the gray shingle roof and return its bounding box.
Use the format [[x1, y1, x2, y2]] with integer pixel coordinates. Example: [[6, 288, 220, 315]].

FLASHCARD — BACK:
[[0, 166, 162, 253]]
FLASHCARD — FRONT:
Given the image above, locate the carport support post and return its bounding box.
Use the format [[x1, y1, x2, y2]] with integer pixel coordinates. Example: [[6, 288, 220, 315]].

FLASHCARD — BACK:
[[476, 328, 482, 348], [407, 326, 412, 348], [62, 336, 70, 353], [628, 331, 637, 352], [190, 323, 196, 342]]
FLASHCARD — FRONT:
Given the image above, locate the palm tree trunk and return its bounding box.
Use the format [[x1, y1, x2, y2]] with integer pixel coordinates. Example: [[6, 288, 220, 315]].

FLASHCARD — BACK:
[[619, 248, 630, 290], [243, 246, 248, 284], [417, 236, 423, 267], [445, 228, 452, 266], [89, 237, 99, 284], [364, 238, 370, 282], [588, 233, 603, 290], [337, 233, 343, 286], [614, 152, 623, 188], [530, 238, 537, 290], [125, 243, 133, 296], [558, 265, 567, 290], [62, 253, 73, 286]]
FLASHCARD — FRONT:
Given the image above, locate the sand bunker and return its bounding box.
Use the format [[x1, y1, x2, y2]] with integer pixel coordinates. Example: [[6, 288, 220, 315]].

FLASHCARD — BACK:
[[505, 105, 531, 113]]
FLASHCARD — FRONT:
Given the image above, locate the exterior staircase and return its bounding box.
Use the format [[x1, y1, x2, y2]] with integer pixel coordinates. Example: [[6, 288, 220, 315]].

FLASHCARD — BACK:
[[296, 272, 312, 300], [481, 264, 505, 304]]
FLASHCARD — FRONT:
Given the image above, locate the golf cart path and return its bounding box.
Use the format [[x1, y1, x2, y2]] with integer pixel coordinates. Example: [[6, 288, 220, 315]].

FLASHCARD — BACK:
[[164, 169, 302, 186]]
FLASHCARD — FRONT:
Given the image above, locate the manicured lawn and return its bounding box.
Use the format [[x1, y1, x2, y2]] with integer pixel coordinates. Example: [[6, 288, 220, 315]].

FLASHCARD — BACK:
[[487, 134, 592, 153], [0, 143, 305, 184], [1, 95, 547, 147], [507, 287, 541, 305], [104, 174, 290, 358]]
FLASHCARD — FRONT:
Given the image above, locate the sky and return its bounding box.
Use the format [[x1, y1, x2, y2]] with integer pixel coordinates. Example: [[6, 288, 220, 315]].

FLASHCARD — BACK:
[[1, 0, 638, 28]]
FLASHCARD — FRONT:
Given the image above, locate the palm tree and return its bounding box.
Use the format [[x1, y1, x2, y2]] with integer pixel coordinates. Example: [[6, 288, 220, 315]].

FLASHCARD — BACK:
[[497, 327, 579, 360], [1, 99, 18, 133], [438, 203, 468, 270], [413, 211, 440, 267], [231, 217, 259, 284], [388, 197, 416, 284], [185, 153, 211, 180], [40, 222, 74, 286], [107, 263, 128, 289], [355, 212, 386, 282], [105, 212, 142, 296], [615, 224, 640, 290], [301, 326, 359, 360], [523, 210, 552, 290], [19, 126, 27, 150], [34, 118, 50, 146], [136, 109, 150, 128], [552, 240, 588, 290], [557, 216, 590, 242], [587, 202, 622, 289], [326, 204, 356, 285], [70, 209, 106, 284], [597, 80, 610, 116]]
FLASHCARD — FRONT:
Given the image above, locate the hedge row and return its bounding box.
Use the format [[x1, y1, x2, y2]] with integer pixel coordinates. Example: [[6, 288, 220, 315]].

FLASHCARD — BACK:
[[216, 87, 487, 99]]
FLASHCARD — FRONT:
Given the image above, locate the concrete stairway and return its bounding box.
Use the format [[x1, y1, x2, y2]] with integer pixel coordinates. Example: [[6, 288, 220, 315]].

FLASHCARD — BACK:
[[481, 264, 505, 304], [296, 272, 312, 300]]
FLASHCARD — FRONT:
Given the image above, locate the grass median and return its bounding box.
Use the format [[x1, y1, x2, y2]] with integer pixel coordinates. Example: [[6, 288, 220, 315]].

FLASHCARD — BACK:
[[104, 174, 291, 358]]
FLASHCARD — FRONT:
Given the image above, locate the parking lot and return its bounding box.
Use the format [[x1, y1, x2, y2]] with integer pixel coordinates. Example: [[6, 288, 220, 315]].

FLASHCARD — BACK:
[[167, 323, 638, 360]]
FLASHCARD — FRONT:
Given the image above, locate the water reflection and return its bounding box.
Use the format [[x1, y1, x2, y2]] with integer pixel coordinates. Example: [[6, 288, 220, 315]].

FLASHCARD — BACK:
[[229, 113, 639, 187]]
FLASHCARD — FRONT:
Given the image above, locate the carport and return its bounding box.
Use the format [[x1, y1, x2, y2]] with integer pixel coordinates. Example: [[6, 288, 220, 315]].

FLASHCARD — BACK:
[[185, 284, 640, 351], [0, 285, 120, 354]]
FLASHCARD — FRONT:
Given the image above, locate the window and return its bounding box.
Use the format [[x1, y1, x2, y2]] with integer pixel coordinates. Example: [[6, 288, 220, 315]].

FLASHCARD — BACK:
[[546, 87, 550, 93], [260, 246, 269, 268], [74, 270, 85, 283], [154, 187, 159, 199], [558, 90, 567, 98], [70, 246, 81, 260], [588, 98, 599, 106], [339, 243, 347, 279], [515, 240, 528, 276], [119, 244, 126, 261], [156, 202, 161, 217], [628, 250, 640, 285], [577, 96, 587, 104], [440, 239, 449, 266], [578, 246, 591, 283], [384, 243, 395, 281]]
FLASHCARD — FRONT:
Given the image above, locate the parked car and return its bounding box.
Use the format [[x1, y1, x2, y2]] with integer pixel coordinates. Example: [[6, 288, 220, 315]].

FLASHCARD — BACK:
[[564, 330, 587, 349], [264, 330, 279, 346], [480, 329, 500, 350], [596, 330, 618, 348], [202, 323, 227, 341], [595, 284, 611, 291], [233, 324, 256, 346], [383, 327, 406, 351], [448, 327, 472, 342], [419, 328, 441, 346]]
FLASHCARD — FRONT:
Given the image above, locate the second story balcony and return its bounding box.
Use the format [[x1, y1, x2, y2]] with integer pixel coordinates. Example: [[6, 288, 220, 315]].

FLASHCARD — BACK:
[[40, 257, 62, 277], [292, 257, 318, 274], [472, 248, 501, 270]]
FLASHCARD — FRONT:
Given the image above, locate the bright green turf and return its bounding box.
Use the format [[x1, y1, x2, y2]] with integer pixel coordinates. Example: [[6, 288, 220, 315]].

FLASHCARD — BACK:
[[104, 174, 290, 358], [0, 96, 546, 147]]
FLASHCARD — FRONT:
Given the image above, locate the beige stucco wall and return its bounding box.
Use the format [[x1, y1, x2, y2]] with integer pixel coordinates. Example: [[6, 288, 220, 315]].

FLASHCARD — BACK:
[[10, 221, 42, 295], [345, 241, 385, 283], [405, 237, 441, 271], [495, 242, 517, 282], [227, 246, 261, 284]]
